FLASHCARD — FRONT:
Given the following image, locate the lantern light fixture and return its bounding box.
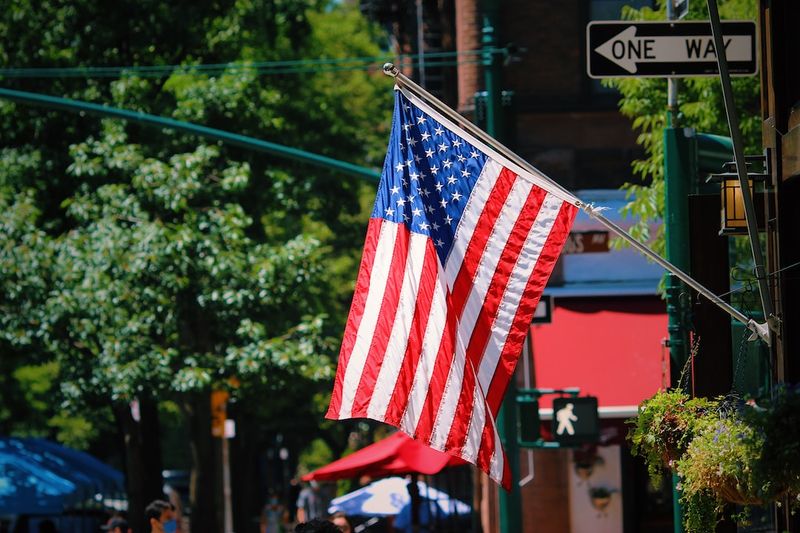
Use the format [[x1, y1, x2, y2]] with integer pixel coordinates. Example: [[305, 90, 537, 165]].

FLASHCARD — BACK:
[[706, 155, 769, 236]]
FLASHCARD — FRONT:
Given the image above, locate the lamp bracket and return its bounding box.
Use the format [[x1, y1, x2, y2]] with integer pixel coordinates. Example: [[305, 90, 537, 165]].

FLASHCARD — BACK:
[[706, 153, 770, 183]]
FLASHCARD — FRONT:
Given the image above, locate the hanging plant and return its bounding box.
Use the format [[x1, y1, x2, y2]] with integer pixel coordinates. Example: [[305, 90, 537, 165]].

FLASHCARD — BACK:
[[745, 384, 800, 501], [573, 446, 603, 481], [675, 414, 764, 531], [588, 486, 614, 513], [628, 386, 800, 532], [627, 389, 718, 482]]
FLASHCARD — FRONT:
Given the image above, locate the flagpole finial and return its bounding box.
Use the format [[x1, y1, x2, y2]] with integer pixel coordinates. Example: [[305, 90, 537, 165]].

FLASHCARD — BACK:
[[383, 63, 399, 77]]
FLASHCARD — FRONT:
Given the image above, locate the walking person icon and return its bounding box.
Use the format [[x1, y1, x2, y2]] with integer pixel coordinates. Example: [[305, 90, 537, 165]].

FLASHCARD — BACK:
[[556, 403, 578, 435]]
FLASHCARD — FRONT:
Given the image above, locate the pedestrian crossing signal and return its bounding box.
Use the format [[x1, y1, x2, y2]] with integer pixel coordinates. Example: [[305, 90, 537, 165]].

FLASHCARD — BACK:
[[552, 396, 599, 445]]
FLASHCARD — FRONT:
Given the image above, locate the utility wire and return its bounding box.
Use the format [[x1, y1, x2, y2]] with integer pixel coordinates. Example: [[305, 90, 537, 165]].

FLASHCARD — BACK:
[[0, 59, 481, 79], [0, 49, 497, 79]]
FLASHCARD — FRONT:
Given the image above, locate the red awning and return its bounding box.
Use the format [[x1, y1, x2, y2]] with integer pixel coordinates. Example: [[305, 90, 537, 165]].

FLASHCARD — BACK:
[[531, 297, 668, 413], [302, 432, 464, 482]]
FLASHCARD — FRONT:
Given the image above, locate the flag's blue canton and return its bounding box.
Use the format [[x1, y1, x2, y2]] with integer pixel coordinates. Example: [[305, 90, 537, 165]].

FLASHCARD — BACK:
[[372, 92, 489, 265]]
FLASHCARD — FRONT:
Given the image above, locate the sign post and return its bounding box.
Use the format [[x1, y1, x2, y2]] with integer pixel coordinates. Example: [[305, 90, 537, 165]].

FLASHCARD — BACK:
[[586, 21, 756, 78]]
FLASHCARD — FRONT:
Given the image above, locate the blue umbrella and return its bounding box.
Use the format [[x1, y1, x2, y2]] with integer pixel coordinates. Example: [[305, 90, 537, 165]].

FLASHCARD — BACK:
[[0, 450, 78, 514], [328, 476, 470, 517], [0, 437, 125, 514]]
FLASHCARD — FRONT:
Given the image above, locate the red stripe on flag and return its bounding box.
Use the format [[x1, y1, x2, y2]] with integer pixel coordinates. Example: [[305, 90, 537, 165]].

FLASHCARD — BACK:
[[327, 218, 385, 419], [351, 226, 411, 419], [412, 296, 457, 444], [445, 181, 547, 451], [476, 416, 498, 483], [501, 449, 512, 491], [485, 201, 578, 414], [450, 167, 516, 317], [383, 240, 440, 427]]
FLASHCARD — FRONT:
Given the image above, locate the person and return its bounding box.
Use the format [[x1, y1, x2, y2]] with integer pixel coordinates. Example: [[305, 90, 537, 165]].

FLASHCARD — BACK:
[[393, 499, 435, 533], [286, 478, 301, 524], [101, 517, 131, 533], [393, 479, 436, 533], [164, 484, 186, 533], [295, 481, 323, 523], [294, 519, 340, 533], [145, 499, 177, 533], [328, 513, 352, 533], [261, 489, 287, 533]]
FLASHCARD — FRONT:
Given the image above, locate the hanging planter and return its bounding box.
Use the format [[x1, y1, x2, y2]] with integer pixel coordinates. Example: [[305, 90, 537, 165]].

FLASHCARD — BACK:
[[628, 385, 800, 532], [627, 389, 717, 481], [573, 447, 603, 481], [588, 486, 613, 512]]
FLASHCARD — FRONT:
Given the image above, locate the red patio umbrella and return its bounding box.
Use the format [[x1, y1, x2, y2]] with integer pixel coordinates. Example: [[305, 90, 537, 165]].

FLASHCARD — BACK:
[[302, 432, 464, 481]]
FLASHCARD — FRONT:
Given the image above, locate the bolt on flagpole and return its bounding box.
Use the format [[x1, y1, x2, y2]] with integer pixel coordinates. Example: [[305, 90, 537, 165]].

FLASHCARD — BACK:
[[382, 62, 770, 346]]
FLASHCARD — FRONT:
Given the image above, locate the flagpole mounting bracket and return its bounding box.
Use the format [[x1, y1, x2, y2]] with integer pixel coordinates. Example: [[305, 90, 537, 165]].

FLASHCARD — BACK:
[[747, 319, 771, 345]]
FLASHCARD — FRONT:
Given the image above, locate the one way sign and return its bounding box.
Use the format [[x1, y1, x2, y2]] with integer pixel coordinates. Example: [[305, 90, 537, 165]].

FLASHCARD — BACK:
[[587, 20, 757, 78]]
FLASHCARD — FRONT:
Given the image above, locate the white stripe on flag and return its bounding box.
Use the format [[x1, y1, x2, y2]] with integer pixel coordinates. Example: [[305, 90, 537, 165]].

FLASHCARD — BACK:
[[444, 159, 503, 286], [401, 263, 449, 433], [428, 330, 468, 451], [489, 419, 505, 482], [462, 380, 487, 462], [367, 232, 429, 420], [338, 222, 398, 419], [476, 192, 566, 392], [458, 176, 532, 342]]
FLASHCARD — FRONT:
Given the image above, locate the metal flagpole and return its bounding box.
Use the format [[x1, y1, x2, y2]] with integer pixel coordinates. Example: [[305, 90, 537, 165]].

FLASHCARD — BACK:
[[382, 62, 770, 346], [705, 0, 776, 330]]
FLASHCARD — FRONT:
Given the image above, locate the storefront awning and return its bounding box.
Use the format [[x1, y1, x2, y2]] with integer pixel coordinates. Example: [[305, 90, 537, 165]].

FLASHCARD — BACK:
[[303, 431, 464, 482], [530, 297, 669, 416]]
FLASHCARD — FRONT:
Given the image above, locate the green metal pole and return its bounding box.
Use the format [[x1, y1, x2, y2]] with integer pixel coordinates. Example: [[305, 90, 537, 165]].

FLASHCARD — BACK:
[[664, 127, 695, 533], [480, 2, 521, 532], [665, 9, 687, 529], [0, 87, 381, 184], [664, 128, 694, 386], [482, 9, 505, 142]]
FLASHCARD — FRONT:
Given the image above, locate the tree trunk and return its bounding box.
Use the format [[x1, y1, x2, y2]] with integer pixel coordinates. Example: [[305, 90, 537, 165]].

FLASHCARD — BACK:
[[184, 393, 222, 533], [231, 412, 264, 533], [115, 400, 164, 533], [141, 397, 166, 502]]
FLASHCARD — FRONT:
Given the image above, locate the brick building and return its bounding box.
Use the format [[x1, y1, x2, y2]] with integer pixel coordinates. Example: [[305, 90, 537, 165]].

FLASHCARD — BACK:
[[455, 0, 643, 192]]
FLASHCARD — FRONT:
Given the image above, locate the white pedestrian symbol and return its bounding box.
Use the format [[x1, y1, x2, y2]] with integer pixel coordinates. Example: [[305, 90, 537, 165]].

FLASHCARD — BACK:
[[556, 403, 578, 435]]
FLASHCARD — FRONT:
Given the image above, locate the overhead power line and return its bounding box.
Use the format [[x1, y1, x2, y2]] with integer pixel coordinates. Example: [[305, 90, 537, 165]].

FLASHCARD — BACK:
[[0, 49, 499, 79]]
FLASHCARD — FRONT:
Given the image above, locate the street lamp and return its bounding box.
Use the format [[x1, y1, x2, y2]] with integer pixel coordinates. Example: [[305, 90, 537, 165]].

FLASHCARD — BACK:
[[707, 156, 768, 236]]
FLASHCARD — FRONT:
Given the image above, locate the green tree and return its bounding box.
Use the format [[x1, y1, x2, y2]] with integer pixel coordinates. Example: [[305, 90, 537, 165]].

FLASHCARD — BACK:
[[1, 1, 392, 530], [605, 0, 760, 260]]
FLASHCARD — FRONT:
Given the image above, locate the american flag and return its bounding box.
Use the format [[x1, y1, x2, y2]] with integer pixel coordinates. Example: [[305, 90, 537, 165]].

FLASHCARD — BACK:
[[326, 89, 577, 488]]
